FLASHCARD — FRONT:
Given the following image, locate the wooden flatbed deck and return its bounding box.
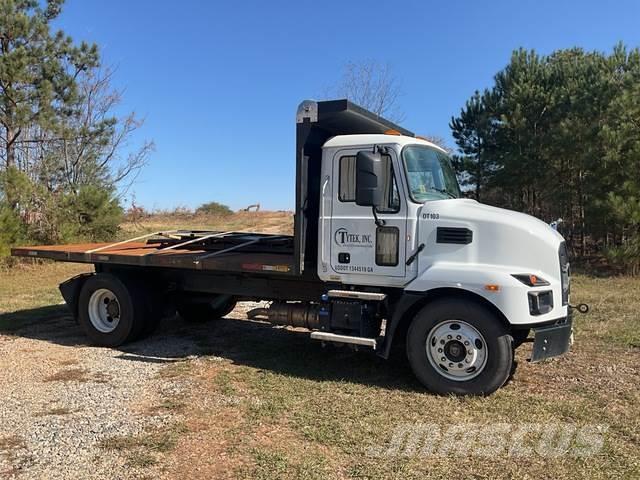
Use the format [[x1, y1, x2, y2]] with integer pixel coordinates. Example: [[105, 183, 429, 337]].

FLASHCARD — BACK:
[[11, 231, 298, 275]]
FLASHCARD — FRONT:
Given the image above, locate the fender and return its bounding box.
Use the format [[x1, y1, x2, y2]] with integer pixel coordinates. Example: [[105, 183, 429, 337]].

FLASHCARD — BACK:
[[59, 273, 94, 320], [404, 262, 566, 326], [378, 286, 511, 359]]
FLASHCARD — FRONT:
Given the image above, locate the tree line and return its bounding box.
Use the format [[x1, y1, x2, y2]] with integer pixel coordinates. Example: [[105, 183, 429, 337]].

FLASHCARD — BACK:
[[450, 45, 640, 274], [2, 3, 639, 274], [0, 0, 152, 257]]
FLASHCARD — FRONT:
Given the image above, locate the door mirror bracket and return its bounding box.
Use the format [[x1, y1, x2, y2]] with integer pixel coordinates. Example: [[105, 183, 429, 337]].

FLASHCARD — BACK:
[[372, 207, 386, 227]]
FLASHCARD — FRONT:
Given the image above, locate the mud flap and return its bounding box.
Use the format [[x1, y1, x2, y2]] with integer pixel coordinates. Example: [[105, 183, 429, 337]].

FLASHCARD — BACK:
[[530, 315, 573, 362]]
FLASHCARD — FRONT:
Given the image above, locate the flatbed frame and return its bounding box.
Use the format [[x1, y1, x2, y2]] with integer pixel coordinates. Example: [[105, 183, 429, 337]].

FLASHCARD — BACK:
[[12, 230, 298, 275]]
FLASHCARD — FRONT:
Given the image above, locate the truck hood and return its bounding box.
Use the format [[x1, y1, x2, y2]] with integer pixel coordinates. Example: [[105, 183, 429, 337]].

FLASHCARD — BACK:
[[416, 199, 564, 281]]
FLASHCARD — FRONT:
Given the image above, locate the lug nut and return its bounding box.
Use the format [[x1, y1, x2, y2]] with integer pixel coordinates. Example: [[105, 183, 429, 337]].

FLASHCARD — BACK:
[[468, 350, 473, 355], [440, 339, 445, 345], [464, 341, 469, 345], [458, 363, 463, 368], [449, 362, 454, 367], [456, 335, 461, 340], [438, 348, 443, 353], [447, 335, 452, 339], [441, 357, 446, 362]]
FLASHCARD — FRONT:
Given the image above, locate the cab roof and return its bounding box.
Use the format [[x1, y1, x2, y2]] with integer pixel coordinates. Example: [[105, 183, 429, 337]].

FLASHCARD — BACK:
[[322, 134, 447, 153]]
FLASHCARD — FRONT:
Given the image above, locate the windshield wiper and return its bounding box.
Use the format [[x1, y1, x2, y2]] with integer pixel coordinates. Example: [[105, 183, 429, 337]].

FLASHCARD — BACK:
[[431, 188, 457, 199]]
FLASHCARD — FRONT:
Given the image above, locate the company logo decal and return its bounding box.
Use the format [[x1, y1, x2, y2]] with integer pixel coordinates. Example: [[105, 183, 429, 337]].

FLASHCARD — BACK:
[[334, 228, 373, 247]]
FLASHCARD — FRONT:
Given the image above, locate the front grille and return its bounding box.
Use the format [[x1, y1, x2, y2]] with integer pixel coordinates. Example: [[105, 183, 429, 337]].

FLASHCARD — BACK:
[[436, 227, 473, 245], [559, 242, 570, 305]]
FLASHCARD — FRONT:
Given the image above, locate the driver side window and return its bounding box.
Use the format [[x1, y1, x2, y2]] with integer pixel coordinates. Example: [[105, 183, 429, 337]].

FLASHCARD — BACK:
[[338, 154, 400, 213]]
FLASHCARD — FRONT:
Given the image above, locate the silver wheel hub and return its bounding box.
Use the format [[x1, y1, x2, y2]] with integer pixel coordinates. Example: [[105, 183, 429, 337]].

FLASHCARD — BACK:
[[426, 320, 488, 381], [88, 288, 121, 333]]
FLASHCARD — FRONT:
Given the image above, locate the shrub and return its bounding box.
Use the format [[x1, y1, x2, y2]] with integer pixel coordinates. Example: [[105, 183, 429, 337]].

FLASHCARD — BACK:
[[195, 201, 232, 216], [69, 186, 124, 242], [0, 202, 27, 258], [606, 236, 640, 276]]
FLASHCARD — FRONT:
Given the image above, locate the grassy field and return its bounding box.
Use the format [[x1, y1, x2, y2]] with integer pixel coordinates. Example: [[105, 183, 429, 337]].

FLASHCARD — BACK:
[[120, 210, 294, 236], [0, 212, 639, 479]]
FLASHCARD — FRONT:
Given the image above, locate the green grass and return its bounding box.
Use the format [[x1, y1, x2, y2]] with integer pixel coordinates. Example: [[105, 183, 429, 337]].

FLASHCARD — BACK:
[[0, 262, 90, 331], [159, 274, 640, 479], [98, 423, 187, 469], [100, 428, 181, 453]]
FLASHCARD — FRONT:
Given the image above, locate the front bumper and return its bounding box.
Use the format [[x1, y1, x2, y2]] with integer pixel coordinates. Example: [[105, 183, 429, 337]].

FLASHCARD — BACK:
[[530, 313, 573, 362]]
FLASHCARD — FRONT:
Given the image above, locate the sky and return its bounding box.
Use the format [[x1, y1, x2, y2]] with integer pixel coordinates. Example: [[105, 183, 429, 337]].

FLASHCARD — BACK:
[[54, 0, 640, 211]]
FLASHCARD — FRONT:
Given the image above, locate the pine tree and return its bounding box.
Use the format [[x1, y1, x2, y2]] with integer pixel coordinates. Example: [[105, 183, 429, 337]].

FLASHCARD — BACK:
[[450, 90, 500, 201], [0, 0, 98, 206]]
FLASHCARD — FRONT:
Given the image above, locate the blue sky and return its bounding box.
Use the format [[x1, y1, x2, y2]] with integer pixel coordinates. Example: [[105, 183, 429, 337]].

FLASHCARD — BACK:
[[55, 0, 640, 211]]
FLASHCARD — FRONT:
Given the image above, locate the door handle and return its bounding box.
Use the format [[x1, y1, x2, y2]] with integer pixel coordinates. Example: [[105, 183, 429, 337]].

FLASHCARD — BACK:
[[406, 243, 425, 266]]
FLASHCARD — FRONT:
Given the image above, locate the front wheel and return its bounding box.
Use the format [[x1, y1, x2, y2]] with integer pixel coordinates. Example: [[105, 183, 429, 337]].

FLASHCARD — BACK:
[[406, 299, 513, 395]]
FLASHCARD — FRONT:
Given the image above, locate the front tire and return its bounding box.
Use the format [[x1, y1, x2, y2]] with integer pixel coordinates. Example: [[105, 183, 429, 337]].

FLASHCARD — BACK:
[[406, 298, 513, 395]]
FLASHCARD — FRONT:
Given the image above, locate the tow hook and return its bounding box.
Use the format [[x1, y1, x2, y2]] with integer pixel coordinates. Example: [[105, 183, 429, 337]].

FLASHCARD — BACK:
[[569, 303, 590, 314]]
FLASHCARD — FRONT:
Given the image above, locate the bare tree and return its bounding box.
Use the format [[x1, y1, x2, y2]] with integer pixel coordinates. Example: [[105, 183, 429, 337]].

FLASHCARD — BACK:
[[55, 67, 154, 197], [8, 66, 153, 198], [326, 60, 405, 123], [326, 62, 453, 150], [417, 135, 453, 154]]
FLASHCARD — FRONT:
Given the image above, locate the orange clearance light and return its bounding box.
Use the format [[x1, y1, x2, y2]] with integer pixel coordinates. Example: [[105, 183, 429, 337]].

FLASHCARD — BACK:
[[484, 284, 500, 292], [384, 129, 402, 136]]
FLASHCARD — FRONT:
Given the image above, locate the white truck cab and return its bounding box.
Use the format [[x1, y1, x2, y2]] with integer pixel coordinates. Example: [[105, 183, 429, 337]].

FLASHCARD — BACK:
[[318, 134, 569, 328], [300, 102, 573, 394]]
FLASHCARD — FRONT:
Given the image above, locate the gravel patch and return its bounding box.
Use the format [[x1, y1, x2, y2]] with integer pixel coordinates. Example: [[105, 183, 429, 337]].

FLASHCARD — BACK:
[[0, 303, 263, 479]]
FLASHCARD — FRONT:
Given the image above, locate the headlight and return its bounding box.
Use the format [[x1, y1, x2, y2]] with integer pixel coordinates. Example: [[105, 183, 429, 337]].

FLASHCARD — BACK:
[[512, 274, 551, 287], [528, 290, 554, 315]]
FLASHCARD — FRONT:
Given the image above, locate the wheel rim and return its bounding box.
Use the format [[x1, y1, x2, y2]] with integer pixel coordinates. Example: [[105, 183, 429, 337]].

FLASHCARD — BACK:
[[426, 319, 488, 382], [88, 288, 121, 333]]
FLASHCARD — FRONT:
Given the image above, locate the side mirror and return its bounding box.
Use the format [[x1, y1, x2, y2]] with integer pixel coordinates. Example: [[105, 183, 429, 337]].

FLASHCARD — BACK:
[[355, 150, 388, 208]]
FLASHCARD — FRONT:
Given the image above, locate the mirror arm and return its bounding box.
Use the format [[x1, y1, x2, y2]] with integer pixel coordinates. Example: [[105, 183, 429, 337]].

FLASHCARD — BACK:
[[372, 207, 386, 227]]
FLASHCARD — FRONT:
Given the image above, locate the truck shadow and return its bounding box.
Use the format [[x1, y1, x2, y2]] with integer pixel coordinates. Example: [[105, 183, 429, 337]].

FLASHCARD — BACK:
[[0, 304, 422, 392]]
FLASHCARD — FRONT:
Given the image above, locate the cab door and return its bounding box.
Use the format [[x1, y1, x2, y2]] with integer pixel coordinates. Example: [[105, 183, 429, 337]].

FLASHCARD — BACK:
[[329, 147, 407, 283]]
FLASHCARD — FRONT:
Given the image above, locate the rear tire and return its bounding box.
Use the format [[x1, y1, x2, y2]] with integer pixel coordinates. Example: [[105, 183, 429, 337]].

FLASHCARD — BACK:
[[177, 295, 236, 323], [406, 298, 513, 396], [78, 273, 150, 347]]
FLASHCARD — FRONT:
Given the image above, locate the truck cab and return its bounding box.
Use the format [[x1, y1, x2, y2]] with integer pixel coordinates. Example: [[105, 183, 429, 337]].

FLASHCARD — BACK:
[[317, 133, 569, 329], [294, 99, 573, 394]]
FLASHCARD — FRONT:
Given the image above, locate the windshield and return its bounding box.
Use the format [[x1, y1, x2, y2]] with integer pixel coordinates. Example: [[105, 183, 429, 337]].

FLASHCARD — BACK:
[[402, 145, 461, 201]]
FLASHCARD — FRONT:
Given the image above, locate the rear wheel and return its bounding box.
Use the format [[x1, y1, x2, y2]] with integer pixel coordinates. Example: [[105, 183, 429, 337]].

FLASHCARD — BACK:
[[177, 295, 236, 323], [406, 298, 513, 395], [78, 273, 150, 347]]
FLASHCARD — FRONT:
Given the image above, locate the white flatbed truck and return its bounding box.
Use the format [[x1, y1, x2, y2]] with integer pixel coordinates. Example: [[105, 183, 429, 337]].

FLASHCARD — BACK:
[[12, 99, 577, 395]]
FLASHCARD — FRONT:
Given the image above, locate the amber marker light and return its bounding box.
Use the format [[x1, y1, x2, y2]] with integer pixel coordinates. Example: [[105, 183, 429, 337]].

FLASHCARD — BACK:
[[484, 284, 500, 292]]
